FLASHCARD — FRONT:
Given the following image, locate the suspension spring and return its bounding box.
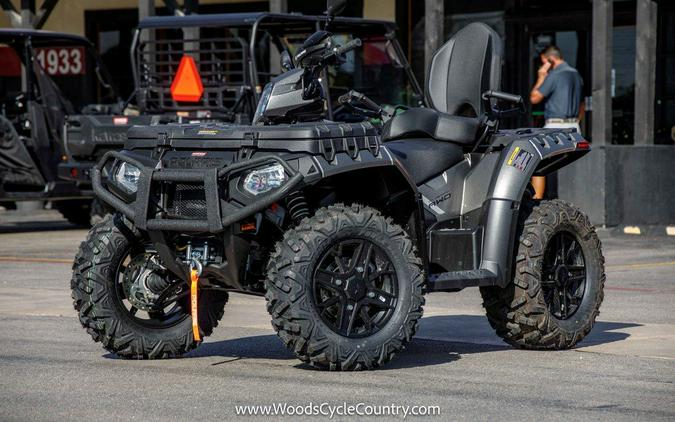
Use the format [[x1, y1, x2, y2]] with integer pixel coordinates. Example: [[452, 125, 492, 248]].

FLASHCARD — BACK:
[[286, 191, 310, 223]]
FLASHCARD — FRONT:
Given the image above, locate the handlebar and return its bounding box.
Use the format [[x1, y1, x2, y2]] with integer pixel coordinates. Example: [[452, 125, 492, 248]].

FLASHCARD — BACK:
[[335, 38, 362, 56], [482, 90, 523, 105]]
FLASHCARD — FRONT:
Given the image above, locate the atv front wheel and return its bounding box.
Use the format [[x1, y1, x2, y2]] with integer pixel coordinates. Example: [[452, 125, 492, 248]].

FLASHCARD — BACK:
[[480, 199, 605, 349], [265, 204, 425, 370], [71, 214, 228, 358]]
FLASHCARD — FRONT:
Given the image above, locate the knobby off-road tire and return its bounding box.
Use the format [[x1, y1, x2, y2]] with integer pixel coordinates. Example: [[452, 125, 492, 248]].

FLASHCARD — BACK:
[[265, 204, 425, 370], [480, 199, 605, 349], [71, 214, 228, 358]]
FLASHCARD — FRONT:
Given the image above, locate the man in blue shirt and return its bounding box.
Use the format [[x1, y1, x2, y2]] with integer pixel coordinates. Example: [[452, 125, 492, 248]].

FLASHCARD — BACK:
[[530, 45, 585, 198]]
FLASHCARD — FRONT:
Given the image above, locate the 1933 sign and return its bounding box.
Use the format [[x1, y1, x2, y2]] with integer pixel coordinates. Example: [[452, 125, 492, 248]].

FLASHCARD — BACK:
[[35, 46, 85, 76]]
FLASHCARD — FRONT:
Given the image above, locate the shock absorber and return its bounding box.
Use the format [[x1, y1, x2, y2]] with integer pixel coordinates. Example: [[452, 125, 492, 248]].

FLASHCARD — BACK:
[[286, 191, 310, 224]]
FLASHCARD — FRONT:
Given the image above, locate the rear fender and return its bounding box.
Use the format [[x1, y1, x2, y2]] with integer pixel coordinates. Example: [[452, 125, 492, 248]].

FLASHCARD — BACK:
[[480, 130, 589, 285]]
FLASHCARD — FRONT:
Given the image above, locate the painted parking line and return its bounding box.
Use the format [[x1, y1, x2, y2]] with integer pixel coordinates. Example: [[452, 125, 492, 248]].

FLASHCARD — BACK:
[[606, 260, 675, 271]]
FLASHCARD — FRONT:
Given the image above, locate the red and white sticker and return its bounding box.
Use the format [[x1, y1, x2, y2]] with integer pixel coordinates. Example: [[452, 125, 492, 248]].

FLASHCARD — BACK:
[[35, 46, 85, 76]]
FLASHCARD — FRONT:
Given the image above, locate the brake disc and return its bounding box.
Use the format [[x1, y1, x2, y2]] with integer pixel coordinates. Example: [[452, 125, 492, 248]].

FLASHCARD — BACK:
[[122, 253, 172, 311]]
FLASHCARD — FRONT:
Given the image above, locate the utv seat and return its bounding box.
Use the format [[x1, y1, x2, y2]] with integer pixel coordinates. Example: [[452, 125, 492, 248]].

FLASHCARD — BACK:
[[386, 139, 464, 184], [383, 22, 501, 148]]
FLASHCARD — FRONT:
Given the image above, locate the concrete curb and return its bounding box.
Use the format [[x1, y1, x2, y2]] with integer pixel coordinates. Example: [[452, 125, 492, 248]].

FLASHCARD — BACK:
[[611, 225, 675, 236]]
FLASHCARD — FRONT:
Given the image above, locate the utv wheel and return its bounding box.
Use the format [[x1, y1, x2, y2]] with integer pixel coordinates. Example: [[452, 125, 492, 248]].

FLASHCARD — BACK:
[[265, 204, 424, 370], [480, 199, 605, 349], [56, 199, 109, 227], [55, 199, 91, 227], [71, 214, 228, 358]]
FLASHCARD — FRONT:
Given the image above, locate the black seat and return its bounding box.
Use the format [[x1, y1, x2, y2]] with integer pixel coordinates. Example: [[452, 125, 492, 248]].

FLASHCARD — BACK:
[[386, 139, 465, 184], [383, 22, 502, 146], [381, 108, 481, 145]]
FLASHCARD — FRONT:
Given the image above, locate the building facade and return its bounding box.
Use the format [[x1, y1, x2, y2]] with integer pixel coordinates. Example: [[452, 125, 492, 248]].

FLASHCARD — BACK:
[[2, 0, 673, 226]]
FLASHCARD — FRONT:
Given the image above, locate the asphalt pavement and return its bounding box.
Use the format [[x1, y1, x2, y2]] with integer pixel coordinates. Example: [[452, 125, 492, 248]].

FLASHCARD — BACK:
[[0, 209, 674, 421]]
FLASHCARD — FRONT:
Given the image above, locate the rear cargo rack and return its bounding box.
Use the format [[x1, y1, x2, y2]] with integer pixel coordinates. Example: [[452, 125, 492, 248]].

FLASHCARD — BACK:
[[92, 151, 303, 233]]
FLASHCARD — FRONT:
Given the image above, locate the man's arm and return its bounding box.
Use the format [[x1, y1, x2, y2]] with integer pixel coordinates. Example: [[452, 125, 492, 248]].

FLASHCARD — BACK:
[[530, 62, 552, 105]]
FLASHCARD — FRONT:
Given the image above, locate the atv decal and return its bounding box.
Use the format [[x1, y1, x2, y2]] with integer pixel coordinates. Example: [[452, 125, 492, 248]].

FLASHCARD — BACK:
[[430, 192, 452, 207], [506, 146, 533, 172], [421, 194, 446, 215]]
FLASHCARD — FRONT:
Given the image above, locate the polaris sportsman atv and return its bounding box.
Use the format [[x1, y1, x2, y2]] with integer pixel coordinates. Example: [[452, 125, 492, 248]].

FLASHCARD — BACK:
[[72, 1, 605, 370]]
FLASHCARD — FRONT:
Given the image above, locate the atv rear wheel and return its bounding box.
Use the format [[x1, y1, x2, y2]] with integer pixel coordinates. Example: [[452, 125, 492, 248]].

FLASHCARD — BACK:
[[71, 214, 228, 358], [480, 199, 605, 349], [265, 204, 424, 370]]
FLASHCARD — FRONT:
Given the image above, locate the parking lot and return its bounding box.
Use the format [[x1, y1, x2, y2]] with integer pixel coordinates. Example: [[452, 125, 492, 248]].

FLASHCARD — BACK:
[[1, 209, 674, 421]]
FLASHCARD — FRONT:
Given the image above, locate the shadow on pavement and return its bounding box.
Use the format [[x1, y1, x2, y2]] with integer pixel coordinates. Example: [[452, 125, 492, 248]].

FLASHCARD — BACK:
[[577, 320, 640, 346], [185, 329, 507, 370], [105, 317, 641, 368], [0, 220, 80, 234], [420, 315, 639, 348]]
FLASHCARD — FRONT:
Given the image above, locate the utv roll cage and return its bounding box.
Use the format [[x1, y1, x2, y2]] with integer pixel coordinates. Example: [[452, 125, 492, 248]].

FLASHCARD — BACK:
[[130, 12, 424, 120], [0, 29, 120, 203]]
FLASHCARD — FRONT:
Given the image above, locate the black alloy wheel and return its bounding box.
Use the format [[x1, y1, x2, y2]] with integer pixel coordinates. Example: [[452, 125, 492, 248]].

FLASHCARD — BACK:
[[312, 239, 398, 338], [541, 231, 587, 320]]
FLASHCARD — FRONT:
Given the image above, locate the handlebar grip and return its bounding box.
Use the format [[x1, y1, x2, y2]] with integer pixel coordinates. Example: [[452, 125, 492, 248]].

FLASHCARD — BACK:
[[483, 90, 523, 104], [336, 38, 362, 55], [357, 92, 381, 112]]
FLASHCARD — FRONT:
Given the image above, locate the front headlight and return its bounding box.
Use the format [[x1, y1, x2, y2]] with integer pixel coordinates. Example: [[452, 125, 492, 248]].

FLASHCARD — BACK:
[[243, 163, 286, 196], [114, 162, 140, 193], [253, 82, 273, 124]]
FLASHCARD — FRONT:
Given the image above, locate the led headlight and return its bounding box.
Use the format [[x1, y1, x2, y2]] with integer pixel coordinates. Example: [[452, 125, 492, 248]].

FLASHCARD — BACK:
[[114, 162, 141, 193], [253, 82, 273, 124], [243, 163, 286, 196]]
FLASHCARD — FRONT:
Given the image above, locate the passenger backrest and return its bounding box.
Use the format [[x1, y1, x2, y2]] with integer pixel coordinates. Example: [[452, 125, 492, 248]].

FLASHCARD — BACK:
[[426, 22, 502, 117]]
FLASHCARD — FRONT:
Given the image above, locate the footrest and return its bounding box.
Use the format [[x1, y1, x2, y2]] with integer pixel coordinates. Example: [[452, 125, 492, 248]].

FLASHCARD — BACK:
[[427, 269, 498, 291]]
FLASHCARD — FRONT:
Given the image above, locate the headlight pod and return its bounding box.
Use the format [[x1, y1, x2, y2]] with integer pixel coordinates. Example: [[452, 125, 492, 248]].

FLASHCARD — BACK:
[[253, 82, 273, 124], [243, 163, 286, 196], [114, 162, 141, 193]]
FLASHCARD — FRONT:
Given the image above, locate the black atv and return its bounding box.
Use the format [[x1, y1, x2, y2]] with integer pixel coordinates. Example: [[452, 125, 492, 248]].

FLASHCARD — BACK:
[[57, 10, 424, 223], [72, 2, 604, 370]]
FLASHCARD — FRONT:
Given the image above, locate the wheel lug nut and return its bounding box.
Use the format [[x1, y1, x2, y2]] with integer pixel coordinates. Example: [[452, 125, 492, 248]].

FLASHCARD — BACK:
[[335, 279, 342, 286], [347, 304, 353, 310], [356, 267, 363, 273], [368, 292, 375, 298]]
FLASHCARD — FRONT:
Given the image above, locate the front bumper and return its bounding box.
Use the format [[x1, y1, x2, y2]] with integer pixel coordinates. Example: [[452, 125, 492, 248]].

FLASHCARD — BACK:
[[92, 151, 303, 233]]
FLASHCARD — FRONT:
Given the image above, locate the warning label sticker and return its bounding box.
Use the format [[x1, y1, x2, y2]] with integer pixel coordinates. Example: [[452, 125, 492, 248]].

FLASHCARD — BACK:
[[506, 146, 533, 172]]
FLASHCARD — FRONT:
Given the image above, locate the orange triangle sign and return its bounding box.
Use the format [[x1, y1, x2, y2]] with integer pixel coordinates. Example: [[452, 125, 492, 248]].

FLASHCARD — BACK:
[[170, 55, 204, 103]]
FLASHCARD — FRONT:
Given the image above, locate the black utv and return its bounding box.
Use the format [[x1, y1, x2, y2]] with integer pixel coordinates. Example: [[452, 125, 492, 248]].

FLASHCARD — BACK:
[[72, 4, 604, 370], [0, 29, 129, 223], [57, 11, 423, 221]]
